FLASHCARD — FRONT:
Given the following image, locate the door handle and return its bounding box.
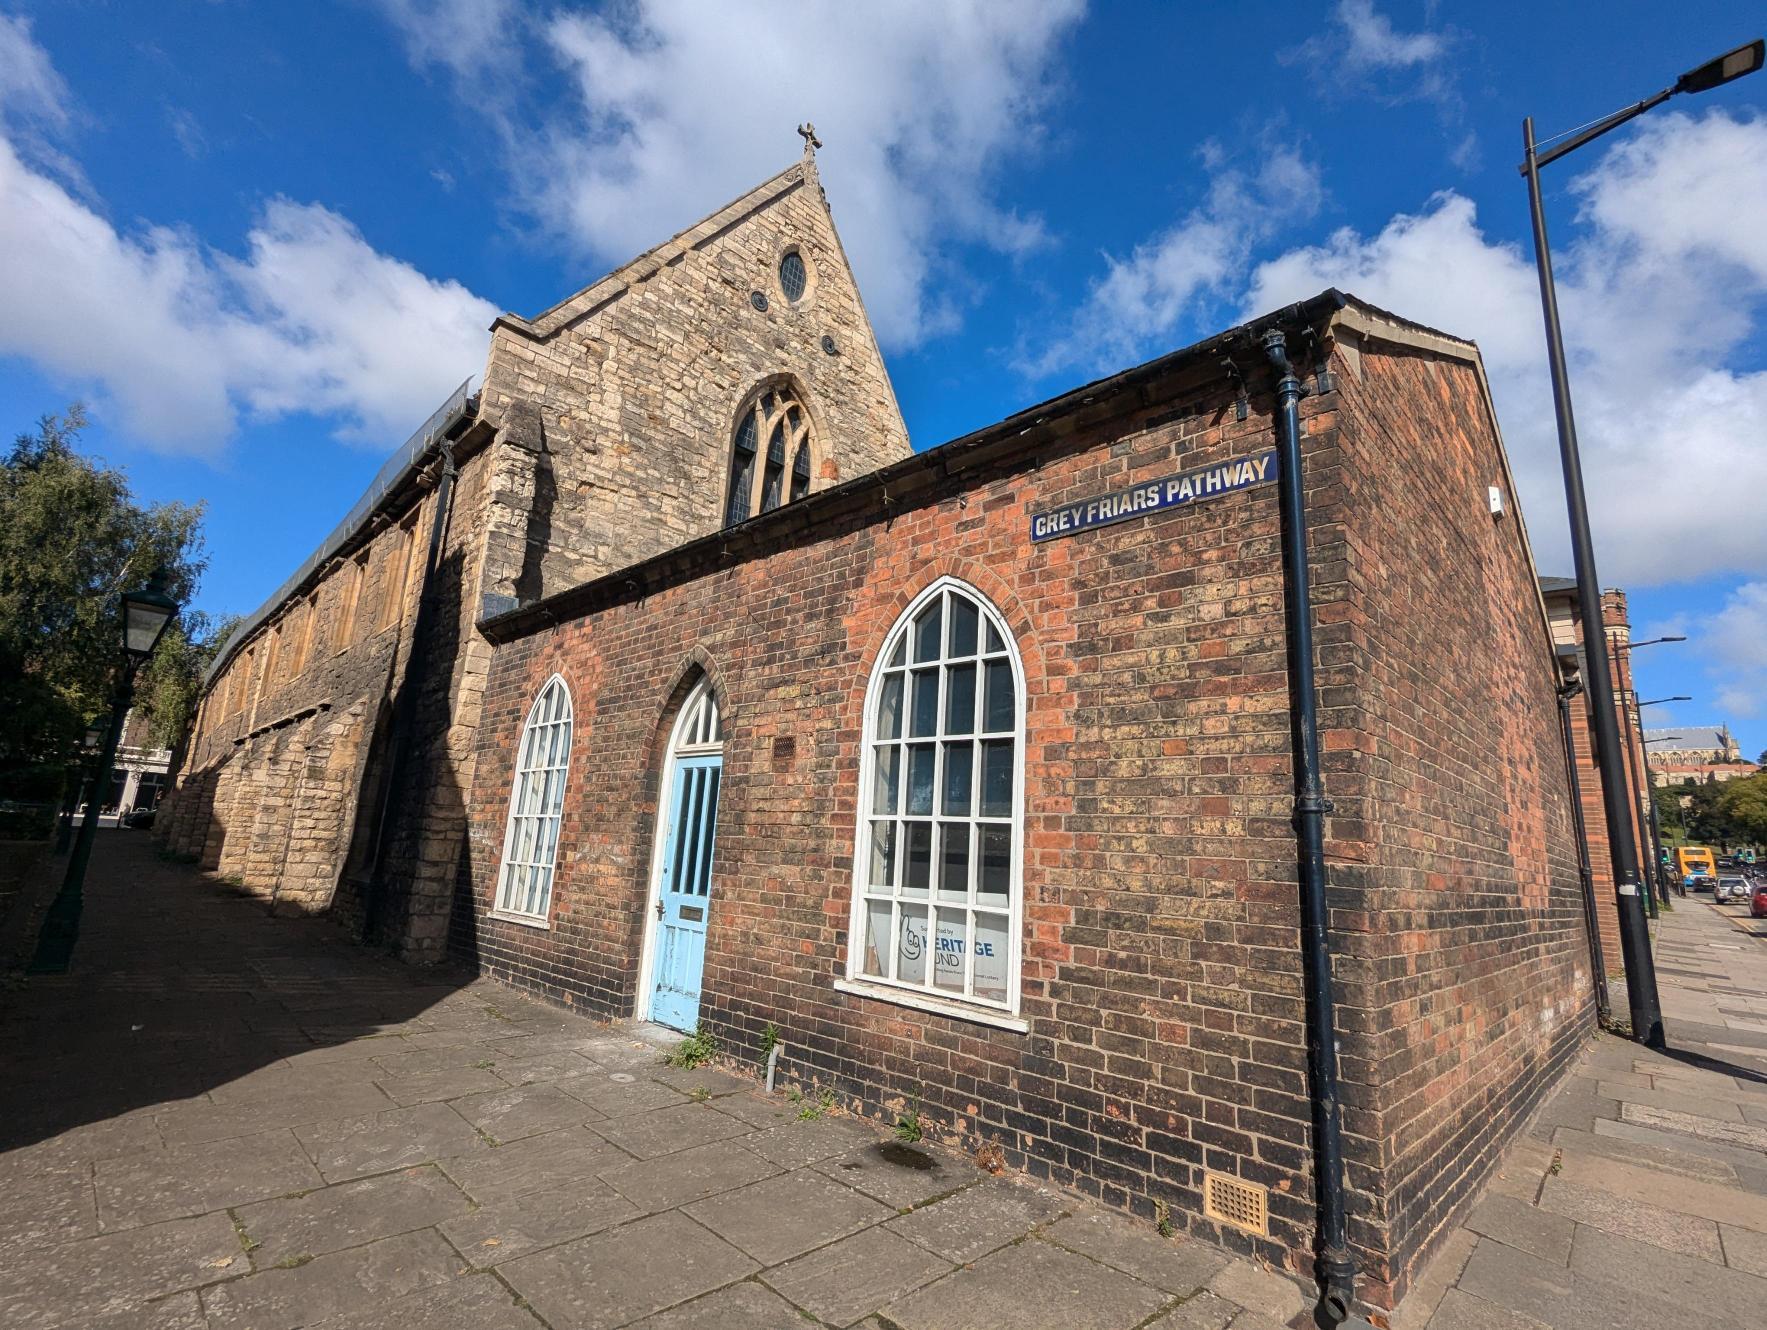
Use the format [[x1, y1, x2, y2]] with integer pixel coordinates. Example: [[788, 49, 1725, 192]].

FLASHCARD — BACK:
[[655, 899, 665, 921]]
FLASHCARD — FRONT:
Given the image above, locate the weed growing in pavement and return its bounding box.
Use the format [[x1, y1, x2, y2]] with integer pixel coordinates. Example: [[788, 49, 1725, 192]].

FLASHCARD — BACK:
[[665, 1022, 718, 1070], [894, 1091, 924, 1144]]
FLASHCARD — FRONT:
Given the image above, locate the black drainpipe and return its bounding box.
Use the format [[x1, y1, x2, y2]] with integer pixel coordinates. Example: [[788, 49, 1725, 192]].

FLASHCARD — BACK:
[[364, 436, 460, 942], [1555, 675, 1610, 1021], [1262, 326, 1356, 1327]]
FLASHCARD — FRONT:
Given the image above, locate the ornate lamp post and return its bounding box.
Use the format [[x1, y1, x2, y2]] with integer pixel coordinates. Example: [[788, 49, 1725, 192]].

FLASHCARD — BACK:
[[28, 569, 180, 974]]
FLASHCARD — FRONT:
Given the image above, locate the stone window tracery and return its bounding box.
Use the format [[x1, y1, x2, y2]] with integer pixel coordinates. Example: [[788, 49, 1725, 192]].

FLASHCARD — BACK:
[[725, 385, 815, 527]]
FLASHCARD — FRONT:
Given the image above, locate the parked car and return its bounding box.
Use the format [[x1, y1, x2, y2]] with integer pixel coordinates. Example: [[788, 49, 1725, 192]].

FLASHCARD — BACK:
[[1713, 874, 1751, 904], [1752, 884, 1767, 919]]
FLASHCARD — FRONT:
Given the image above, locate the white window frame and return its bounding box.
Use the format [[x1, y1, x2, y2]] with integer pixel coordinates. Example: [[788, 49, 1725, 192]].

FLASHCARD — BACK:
[[635, 677, 724, 1021], [839, 577, 1028, 1032], [491, 674, 573, 927]]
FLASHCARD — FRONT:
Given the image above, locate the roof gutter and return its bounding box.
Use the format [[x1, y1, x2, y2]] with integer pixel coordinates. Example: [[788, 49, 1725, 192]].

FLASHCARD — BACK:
[[203, 379, 478, 687], [481, 289, 1351, 643]]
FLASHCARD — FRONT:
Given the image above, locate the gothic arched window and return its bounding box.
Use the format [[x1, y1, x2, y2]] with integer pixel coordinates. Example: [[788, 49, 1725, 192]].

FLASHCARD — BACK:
[[725, 385, 815, 526]]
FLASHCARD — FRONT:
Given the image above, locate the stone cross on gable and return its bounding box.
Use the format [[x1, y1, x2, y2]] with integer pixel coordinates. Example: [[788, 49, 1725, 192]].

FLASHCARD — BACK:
[[798, 122, 822, 155]]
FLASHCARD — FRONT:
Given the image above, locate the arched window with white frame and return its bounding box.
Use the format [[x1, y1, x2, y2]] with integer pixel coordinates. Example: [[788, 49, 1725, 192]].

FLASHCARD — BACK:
[[494, 675, 572, 923], [846, 578, 1024, 1022]]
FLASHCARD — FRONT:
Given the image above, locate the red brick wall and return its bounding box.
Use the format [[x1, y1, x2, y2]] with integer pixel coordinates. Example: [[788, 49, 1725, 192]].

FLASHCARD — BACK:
[[462, 365, 1346, 1275], [1328, 338, 1591, 1305], [457, 320, 1589, 1308]]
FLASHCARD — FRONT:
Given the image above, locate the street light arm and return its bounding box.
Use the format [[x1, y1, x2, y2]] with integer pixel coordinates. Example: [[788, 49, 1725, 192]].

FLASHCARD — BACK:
[[1522, 88, 1674, 173]]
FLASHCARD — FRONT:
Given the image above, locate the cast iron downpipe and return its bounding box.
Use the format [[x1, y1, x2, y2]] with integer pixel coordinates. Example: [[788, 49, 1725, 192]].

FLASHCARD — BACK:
[[364, 437, 460, 942], [1556, 679, 1611, 1021], [1262, 327, 1356, 1326]]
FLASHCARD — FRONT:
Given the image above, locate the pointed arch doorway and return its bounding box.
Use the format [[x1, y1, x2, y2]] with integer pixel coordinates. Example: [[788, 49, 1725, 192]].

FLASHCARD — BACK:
[[640, 678, 724, 1031]]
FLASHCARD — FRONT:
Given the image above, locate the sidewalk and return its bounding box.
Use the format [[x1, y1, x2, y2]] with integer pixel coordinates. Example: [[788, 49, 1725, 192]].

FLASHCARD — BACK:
[[0, 835, 1317, 1330], [1393, 894, 1767, 1330]]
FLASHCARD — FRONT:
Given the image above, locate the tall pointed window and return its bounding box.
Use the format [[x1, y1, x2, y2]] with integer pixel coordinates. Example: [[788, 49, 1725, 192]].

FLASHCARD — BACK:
[[725, 385, 815, 526], [845, 579, 1025, 1024], [494, 675, 572, 923]]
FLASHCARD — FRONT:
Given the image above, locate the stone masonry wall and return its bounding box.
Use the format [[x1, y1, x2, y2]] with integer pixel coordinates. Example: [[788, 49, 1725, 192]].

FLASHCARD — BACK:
[[161, 477, 442, 913], [1326, 331, 1591, 1309], [162, 157, 911, 963], [476, 158, 911, 607]]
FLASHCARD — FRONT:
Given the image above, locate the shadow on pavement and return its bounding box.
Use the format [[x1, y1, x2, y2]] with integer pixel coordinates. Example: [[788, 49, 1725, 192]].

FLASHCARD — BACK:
[[0, 832, 473, 1155]]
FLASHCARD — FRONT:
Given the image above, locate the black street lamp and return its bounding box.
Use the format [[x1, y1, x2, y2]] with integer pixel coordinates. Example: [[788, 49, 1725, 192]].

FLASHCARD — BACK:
[[1607, 634, 1689, 916], [28, 568, 180, 975], [1520, 38, 1762, 1049]]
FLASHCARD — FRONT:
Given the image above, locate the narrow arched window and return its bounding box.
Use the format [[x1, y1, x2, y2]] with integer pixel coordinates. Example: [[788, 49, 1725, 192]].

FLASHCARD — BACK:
[[494, 675, 572, 923], [725, 385, 815, 526], [847, 579, 1024, 1020]]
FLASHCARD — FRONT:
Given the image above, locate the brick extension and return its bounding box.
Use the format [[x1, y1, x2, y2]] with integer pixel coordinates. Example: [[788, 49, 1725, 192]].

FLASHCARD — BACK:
[[456, 298, 1590, 1312]]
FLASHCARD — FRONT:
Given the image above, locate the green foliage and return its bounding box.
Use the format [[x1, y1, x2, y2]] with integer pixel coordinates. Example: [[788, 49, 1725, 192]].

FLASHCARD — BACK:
[[893, 1091, 924, 1143], [759, 1021, 781, 1057], [1715, 772, 1767, 847], [665, 1022, 718, 1069], [136, 611, 239, 750], [0, 405, 206, 792], [1154, 1199, 1174, 1238]]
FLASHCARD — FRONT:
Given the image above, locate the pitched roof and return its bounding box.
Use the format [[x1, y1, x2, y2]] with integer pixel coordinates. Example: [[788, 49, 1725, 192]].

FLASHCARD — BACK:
[[493, 159, 813, 342], [1644, 726, 1733, 751]]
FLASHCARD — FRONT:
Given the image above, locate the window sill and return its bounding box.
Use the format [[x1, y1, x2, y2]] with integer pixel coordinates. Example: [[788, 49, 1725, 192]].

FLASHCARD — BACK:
[[833, 978, 1029, 1033], [488, 910, 552, 931]]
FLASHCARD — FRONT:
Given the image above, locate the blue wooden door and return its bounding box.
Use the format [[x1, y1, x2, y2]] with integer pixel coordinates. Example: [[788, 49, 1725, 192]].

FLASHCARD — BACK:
[[649, 755, 722, 1031]]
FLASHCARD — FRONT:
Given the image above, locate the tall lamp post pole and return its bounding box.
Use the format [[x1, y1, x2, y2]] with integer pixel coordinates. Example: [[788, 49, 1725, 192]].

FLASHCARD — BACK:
[[1520, 37, 1762, 1049], [29, 568, 180, 975], [1606, 633, 1687, 913], [1632, 695, 1691, 897]]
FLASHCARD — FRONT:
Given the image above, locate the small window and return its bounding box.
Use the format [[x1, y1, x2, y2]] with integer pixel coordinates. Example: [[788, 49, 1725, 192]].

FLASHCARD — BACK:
[[725, 384, 817, 526], [494, 676, 573, 923], [849, 579, 1023, 1019], [779, 251, 808, 302]]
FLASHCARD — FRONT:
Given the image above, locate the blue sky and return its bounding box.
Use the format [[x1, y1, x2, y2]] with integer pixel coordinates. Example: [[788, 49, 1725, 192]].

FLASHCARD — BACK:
[[3, 1, 1764, 758]]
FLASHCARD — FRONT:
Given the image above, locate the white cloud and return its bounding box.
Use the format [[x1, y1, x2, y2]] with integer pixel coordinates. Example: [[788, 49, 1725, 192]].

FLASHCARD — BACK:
[[1282, 2, 1470, 166], [0, 12, 66, 125], [369, 0, 520, 81], [1020, 144, 1323, 378], [530, 0, 1085, 346], [1334, 0, 1445, 71], [0, 22, 497, 453], [1240, 109, 1767, 589], [1704, 583, 1767, 720]]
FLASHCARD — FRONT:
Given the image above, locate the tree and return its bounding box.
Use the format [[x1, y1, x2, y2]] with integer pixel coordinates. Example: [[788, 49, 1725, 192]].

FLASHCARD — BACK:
[[1682, 781, 1732, 848], [1716, 772, 1767, 848], [0, 406, 206, 796], [136, 612, 240, 750], [1652, 783, 1687, 841]]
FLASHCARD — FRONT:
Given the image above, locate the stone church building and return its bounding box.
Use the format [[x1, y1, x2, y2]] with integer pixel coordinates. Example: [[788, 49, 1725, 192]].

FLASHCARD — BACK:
[[161, 147, 1595, 1317]]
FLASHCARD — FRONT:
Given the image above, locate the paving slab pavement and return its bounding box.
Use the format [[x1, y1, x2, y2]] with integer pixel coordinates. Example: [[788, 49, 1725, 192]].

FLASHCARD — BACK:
[[1393, 893, 1767, 1330], [0, 834, 1312, 1329]]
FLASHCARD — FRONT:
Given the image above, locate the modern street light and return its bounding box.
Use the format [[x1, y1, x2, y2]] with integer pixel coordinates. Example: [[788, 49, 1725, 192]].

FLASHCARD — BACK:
[[28, 568, 180, 975], [1520, 37, 1762, 1048], [1630, 693, 1693, 905], [1607, 633, 1689, 914]]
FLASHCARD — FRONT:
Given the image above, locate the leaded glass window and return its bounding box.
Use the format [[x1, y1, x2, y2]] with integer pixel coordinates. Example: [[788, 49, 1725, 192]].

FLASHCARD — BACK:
[[779, 251, 808, 302], [725, 384, 816, 525], [850, 580, 1022, 1016], [494, 676, 572, 922]]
